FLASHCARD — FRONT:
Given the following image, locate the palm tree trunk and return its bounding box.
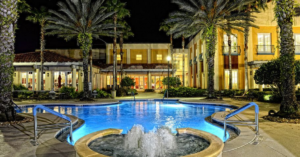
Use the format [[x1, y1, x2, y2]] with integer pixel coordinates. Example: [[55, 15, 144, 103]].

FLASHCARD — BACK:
[[0, 0, 18, 120], [227, 33, 232, 90], [120, 33, 123, 83], [276, 0, 299, 114], [113, 14, 117, 92], [40, 21, 45, 91], [83, 54, 89, 98], [244, 12, 250, 94], [206, 26, 217, 98], [78, 33, 92, 99]]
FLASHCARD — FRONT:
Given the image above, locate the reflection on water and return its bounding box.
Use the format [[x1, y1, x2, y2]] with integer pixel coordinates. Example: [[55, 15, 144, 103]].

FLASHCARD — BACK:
[[18, 101, 231, 145]]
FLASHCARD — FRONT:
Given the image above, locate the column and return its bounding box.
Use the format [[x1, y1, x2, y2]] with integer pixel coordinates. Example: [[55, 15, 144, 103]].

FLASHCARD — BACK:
[[13, 71, 20, 85], [78, 67, 83, 92], [249, 67, 254, 89], [45, 71, 52, 90], [72, 65, 77, 88], [259, 85, 263, 92], [106, 46, 110, 64], [196, 44, 200, 88], [182, 54, 185, 86], [147, 49, 151, 64], [52, 71, 54, 91], [188, 52, 191, 87], [127, 49, 130, 64], [148, 72, 151, 89], [192, 45, 195, 87], [35, 68, 40, 90]]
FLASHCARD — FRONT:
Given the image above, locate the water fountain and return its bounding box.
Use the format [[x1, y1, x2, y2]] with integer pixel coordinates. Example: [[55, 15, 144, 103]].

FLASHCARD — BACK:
[[88, 125, 210, 157]]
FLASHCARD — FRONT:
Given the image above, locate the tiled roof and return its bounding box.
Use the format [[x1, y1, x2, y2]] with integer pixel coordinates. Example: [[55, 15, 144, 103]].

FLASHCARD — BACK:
[[14, 51, 79, 62]]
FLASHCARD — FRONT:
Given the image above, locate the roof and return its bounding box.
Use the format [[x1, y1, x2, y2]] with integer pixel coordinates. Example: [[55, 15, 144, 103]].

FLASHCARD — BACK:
[[14, 51, 79, 63]]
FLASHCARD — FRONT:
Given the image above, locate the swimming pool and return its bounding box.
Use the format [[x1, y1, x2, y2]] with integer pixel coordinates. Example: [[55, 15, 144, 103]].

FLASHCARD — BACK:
[[18, 100, 231, 144]]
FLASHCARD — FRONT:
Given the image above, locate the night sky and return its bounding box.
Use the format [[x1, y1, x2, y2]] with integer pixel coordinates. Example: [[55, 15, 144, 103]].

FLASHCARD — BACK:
[[15, 0, 187, 53]]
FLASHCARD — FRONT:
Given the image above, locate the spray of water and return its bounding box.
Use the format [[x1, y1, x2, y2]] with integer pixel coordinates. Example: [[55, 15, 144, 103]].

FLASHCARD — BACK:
[[124, 125, 177, 157]]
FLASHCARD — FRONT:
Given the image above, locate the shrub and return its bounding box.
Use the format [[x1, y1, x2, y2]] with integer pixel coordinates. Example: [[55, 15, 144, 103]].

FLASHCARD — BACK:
[[162, 77, 181, 87], [96, 89, 111, 98], [165, 87, 206, 97], [13, 84, 28, 90], [121, 77, 135, 89], [144, 89, 154, 92], [17, 91, 33, 99], [60, 86, 77, 99], [116, 88, 127, 96], [37, 92, 49, 99]]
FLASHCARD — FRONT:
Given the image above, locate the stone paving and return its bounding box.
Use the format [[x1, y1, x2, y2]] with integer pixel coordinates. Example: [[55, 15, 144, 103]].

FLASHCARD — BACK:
[[0, 92, 299, 157]]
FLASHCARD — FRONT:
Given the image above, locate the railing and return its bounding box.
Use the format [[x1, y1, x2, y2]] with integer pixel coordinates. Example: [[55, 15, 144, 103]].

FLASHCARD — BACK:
[[222, 46, 241, 55], [224, 102, 259, 139], [162, 89, 168, 100], [33, 105, 73, 145], [12, 101, 22, 111], [131, 91, 135, 101], [256, 45, 275, 54]]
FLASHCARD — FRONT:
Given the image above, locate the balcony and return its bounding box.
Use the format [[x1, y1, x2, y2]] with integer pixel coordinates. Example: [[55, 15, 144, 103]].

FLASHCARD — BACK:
[[256, 45, 275, 55], [222, 46, 241, 55]]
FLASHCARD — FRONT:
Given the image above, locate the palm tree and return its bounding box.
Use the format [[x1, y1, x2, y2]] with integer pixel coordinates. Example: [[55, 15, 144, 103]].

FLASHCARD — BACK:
[[118, 21, 133, 80], [45, 0, 116, 100], [275, 0, 299, 114], [26, 6, 50, 91], [0, 0, 19, 121], [160, 23, 175, 77], [242, 1, 268, 94], [104, 0, 131, 92], [0, 0, 31, 121], [164, 0, 257, 98]]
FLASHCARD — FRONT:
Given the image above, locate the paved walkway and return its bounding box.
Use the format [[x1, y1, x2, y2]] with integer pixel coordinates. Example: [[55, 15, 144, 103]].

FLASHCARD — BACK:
[[1, 92, 299, 157], [0, 113, 79, 157]]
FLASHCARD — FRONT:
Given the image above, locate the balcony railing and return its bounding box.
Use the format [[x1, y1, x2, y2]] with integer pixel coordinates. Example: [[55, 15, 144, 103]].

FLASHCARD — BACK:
[[256, 45, 275, 55], [222, 46, 241, 55]]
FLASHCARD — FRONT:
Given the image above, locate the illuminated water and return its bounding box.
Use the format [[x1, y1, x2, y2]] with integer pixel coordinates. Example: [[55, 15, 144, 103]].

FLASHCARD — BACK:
[[18, 100, 231, 144]]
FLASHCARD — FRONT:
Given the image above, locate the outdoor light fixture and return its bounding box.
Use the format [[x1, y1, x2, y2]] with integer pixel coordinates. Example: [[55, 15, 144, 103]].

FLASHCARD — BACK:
[[47, 73, 49, 77], [81, 73, 83, 76], [167, 56, 171, 61]]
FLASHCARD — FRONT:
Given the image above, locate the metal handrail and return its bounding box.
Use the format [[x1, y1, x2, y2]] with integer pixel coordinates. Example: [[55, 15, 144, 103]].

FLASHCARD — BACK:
[[162, 89, 168, 100], [12, 101, 22, 111], [224, 102, 259, 139], [33, 105, 73, 145], [131, 91, 135, 101]]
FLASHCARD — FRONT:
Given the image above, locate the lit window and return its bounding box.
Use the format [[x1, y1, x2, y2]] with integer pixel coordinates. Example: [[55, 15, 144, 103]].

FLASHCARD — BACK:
[[136, 54, 142, 60], [117, 54, 121, 61], [294, 34, 300, 53], [157, 54, 162, 60], [257, 33, 271, 53], [224, 70, 238, 89], [223, 34, 238, 54]]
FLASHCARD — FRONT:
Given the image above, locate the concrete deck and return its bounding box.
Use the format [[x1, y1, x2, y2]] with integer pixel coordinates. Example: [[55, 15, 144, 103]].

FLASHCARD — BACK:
[[0, 92, 299, 157]]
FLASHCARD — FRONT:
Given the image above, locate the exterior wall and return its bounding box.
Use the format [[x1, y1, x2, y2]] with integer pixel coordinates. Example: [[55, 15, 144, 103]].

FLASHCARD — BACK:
[[130, 49, 148, 64], [109, 49, 127, 64], [151, 49, 168, 64]]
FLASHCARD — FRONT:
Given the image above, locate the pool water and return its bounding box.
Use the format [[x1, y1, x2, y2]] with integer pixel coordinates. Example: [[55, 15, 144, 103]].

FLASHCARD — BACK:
[[18, 101, 231, 144]]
